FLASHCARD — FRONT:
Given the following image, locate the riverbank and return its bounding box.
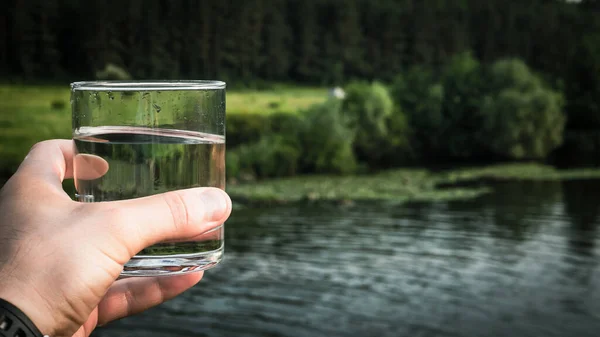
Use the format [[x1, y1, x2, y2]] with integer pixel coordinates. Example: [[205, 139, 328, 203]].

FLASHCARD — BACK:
[[226, 163, 600, 205], [3, 85, 600, 206], [2, 159, 600, 206]]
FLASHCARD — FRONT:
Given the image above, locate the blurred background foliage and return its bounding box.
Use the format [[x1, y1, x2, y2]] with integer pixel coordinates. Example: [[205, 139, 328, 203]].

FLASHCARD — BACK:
[[1, 0, 600, 182]]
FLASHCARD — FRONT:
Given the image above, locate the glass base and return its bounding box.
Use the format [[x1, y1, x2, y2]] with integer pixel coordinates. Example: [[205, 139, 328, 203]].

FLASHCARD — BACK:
[[120, 246, 223, 277]]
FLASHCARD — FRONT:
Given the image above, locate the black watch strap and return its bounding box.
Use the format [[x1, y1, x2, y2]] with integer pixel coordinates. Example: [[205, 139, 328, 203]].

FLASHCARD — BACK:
[[0, 298, 46, 337]]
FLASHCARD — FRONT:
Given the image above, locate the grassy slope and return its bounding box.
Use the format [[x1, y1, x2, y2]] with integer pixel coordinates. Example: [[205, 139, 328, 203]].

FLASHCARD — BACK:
[[0, 84, 327, 176], [0, 86, 72, 176]]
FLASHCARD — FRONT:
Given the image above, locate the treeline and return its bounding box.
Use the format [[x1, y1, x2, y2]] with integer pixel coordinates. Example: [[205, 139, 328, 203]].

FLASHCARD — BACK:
[[2, 0, 600, 161], [226, 54, 566, 180], [3, 1, 599, 84]]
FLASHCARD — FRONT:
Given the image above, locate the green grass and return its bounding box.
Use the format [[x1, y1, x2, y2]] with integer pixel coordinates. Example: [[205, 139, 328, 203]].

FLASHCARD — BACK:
[[226, 86, 327, 114], [0, 85, 72, 174], [226, 169, 489, 205], [440, 163, 600, 182], [0, 84, 327, 176], [226, 163, 600, 205]]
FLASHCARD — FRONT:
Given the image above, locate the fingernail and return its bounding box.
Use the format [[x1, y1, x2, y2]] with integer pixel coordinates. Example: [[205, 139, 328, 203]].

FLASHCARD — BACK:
[[198, 188, 229, 221]]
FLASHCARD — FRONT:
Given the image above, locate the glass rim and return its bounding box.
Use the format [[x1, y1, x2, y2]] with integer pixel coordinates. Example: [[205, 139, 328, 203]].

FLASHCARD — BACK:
[[70, 80, 226, 91]]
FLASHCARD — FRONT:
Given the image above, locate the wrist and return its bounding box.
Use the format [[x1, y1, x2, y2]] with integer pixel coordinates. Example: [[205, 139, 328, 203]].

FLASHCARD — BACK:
[[0, 286, 54, 337], [0, 298, 48, 337]]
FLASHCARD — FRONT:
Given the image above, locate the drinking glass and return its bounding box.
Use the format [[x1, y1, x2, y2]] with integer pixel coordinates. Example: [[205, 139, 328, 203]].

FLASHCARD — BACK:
[[71, 81, 226, 277]]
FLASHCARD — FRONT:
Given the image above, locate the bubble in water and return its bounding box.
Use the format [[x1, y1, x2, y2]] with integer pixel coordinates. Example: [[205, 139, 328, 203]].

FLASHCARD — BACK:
[[153, 104, 161, 113]]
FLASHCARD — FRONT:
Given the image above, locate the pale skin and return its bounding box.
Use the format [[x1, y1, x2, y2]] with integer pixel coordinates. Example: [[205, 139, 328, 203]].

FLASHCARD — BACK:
[[0, 140, 233, 337]]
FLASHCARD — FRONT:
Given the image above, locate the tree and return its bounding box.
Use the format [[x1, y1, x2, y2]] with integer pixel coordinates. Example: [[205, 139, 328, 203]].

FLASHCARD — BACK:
[[262, 0, 291, 80], [481, 59, 566, 159], [299, 99, 357, 174], [439, 52, 485, 157], [12, 0, 38, 77], [291, 0, 320, 81], [335, 0, 365, 78], [391, 66, 445, 161], [38, 0, 61, 77], [342, 81, 409, 167]]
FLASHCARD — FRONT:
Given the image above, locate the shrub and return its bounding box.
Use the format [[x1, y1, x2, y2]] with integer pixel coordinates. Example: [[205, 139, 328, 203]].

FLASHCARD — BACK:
[[391, 67, 444, 161], [226, 113, 271, 149], [342, 81, 409, 167], [481, 59, 566, 159], [50, 100, 66, 110], [485, 59, 540, 93], [231, 135, 301, 179], [269, 112, 305, 146], [226, 151, 241, 180], [390, 66, 439, 121], [268, 101, 281, 109], [298, 99, 357, 174], [384, 106, 413, 166], [439, 52, 486, 157]]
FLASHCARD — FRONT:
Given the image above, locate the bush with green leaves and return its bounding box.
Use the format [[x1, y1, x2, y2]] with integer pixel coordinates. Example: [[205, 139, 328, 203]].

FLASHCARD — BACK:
[[439, 52, 486, 157], [481, 60, 565, 159], [299, 99, 357, 174], [229, 134, 301, 180], [268, 112, 305, 148], [226, 113, 271, 149], [391, 55, 566, 162], [392, 53, 485, 159], [391, 67, 444, 161], [227, 101, 357, 179], [342, 81, 409, 167]]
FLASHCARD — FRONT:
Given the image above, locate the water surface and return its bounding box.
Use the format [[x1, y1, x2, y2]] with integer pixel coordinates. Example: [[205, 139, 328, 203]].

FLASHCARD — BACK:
[[94, 180, 600, 337]]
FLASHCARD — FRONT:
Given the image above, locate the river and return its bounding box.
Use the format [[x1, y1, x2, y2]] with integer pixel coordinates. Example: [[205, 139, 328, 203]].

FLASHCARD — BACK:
[[93, 180, 600, 337]]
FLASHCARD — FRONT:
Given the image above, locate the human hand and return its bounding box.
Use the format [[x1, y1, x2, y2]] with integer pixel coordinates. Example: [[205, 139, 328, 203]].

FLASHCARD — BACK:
[[0, 140, 232, 337]]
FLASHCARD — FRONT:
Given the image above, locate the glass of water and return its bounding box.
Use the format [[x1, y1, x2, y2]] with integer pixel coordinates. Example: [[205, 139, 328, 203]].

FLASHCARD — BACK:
[[71, 81, 226, 277]]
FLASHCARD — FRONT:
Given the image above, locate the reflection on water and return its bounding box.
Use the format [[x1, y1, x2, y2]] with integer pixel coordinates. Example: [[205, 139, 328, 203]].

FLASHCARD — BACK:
[[93, 180, 600, 337]]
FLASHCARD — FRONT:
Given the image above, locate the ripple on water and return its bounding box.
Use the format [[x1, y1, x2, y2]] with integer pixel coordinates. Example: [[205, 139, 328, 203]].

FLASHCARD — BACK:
[[94, 181, 600, 337]]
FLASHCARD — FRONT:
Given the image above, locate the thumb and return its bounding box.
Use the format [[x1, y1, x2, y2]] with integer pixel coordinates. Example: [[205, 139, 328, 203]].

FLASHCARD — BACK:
[[95, 187, 231, 256]]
